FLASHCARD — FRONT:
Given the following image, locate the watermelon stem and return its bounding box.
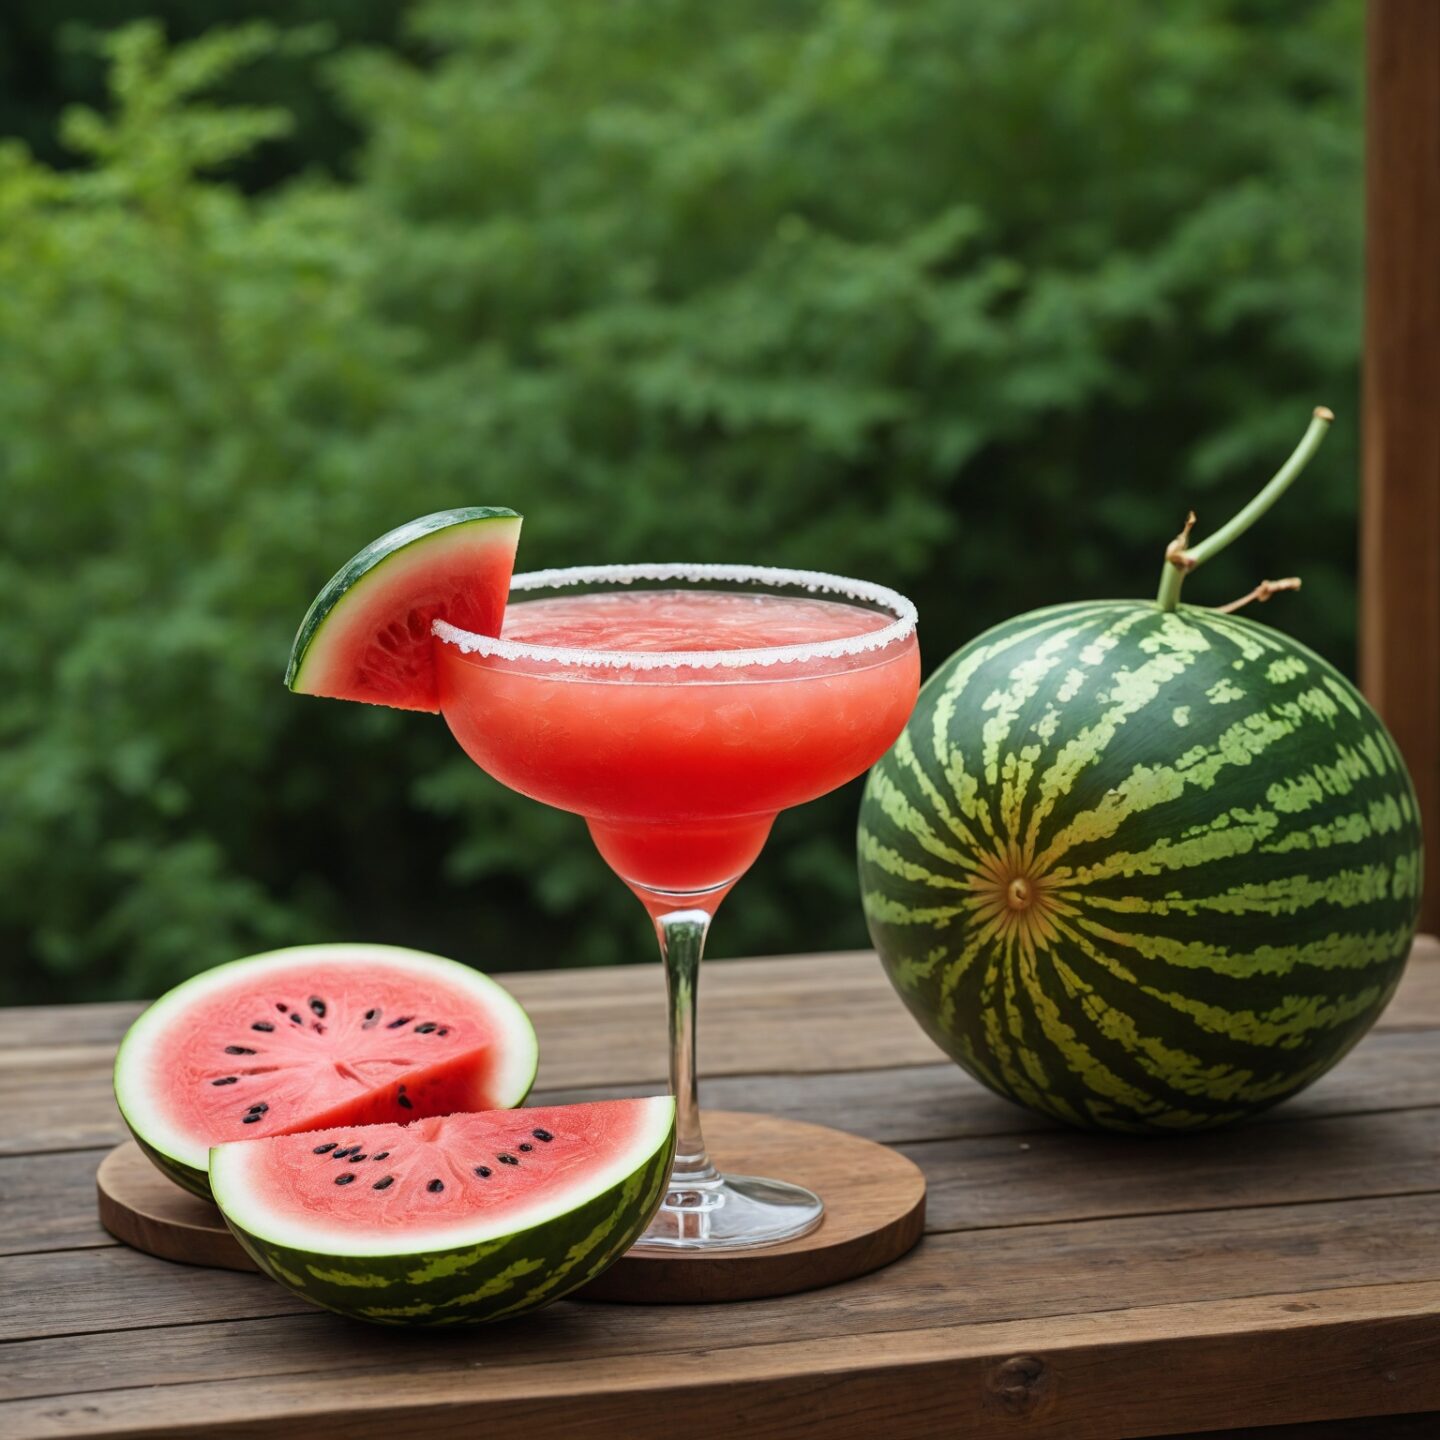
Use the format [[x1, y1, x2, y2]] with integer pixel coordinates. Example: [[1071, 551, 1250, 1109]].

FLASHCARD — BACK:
[[1155, 407, 1333, 612], [1214, 575, 1303, 614]]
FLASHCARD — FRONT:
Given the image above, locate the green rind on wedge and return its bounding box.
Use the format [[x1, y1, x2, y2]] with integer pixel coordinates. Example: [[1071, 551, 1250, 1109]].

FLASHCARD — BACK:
[[286, 507, 521, 710], [858, 599, 1423, 1134], [211, 1102, 676, 1326]]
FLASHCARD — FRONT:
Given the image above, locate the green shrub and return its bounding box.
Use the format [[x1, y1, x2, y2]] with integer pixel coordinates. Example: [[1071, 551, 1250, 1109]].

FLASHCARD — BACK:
[[0, 1, 1362, 1001]]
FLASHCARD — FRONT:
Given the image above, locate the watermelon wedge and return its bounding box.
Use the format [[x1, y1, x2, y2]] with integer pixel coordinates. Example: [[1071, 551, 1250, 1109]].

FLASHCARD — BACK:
[[286, 507, 521, 712], [115, 944, 538, 1198], [211, 1099, 675, 1325]]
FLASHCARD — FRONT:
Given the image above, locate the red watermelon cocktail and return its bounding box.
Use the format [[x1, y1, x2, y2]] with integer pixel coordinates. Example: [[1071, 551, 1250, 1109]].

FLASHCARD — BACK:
[[436, 582, 918, 897], [288, 525, 919, 1253], [433, 565, 919, 1251]]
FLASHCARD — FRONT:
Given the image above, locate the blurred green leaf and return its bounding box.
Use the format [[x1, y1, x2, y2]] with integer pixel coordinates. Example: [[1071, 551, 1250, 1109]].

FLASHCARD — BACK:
[[0, 1, 1364, 1001]]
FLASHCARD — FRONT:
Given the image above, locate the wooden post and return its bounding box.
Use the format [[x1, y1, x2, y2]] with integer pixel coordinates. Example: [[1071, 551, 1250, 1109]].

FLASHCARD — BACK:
[[1363, 0, 1440, 931]]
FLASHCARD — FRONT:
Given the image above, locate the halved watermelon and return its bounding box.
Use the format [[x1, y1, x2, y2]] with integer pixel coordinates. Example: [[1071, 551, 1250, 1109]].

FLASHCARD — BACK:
[[115, 944, 538, 1198], [211, 1098, 675, 1325], [286, 507, 521, 712]]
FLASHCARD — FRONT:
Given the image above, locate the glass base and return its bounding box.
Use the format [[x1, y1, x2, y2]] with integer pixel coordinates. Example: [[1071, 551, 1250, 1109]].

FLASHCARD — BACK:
[[629, 1173, 824, 1253]]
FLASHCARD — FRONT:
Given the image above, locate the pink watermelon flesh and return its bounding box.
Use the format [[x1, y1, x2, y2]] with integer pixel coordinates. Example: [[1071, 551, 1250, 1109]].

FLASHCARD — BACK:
[[215, 1101, 666, 1247], [115, 946, 537, 1191], [291, 513, 520, 713]]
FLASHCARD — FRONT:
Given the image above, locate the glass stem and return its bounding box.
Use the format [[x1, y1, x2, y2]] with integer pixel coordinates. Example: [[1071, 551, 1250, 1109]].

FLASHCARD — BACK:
[[655, 906, 720, 1186]]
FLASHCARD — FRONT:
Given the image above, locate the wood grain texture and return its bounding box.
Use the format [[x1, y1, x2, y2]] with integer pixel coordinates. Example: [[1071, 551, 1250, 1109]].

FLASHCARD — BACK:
[[1172, 1414, 1440, 1440], [1363, 0, 1440, 931], [2, 939, 1439, 1437], [4, 936, 1438, 1161], [8, 1188, 1440, 1346], [0, 1148, 114, 1257], [4, 1282, 1439, 1439]]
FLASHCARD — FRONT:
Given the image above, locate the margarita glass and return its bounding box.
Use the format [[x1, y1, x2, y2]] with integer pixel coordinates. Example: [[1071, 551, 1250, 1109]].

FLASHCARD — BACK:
[[433, 565, 919, 1251]]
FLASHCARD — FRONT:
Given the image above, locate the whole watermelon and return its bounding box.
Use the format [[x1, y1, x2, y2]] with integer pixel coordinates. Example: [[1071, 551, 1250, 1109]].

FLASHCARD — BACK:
[[858, 599, 1423, 1131]]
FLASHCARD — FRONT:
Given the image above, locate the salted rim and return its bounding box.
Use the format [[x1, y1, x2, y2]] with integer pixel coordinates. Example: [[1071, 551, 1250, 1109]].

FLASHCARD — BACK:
[[431, 564, 918, 671]]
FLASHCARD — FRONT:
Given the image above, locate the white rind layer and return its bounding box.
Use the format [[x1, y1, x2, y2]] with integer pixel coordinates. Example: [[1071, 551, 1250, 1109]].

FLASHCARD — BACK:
[[113, 943, 540, 1177], [433, 563, 918, 671], [209, 1095, 676, 1256]]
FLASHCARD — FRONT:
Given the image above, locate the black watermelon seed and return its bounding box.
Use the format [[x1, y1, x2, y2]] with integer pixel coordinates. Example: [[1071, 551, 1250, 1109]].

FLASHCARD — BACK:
[[335, 1173, 356, 1186], [437, 1028, 449, 1037], [309, 997, 326, 1017], [518, 1143, 533, 1152], [276, 1003, 288, 1012], [363, 1008, 380, 1028], [373, 1176, 394, 1190], [290, 1012, 303, 1025], [313, 1142, 337, 1154], [372, 1151, 390, 1161], [532, 1129, 553, 1142], [332, 1145, 358, 1158], [247, 1102, 269, 1114], [312, 1021, 326, 1034], [475, 1166, 492, 1178], [398, 1094, 413, 1110], [252, 1022, 274, 1032], [498, 1153, 518, 1166], [427, 1179, 444, 1193], [386, 1016, 413, 1029], [348, 1153, 368, 1163], [211, 1076, 238, 1086], [225, 1045, 256, 1056], [414, 1022, 437, 1034], [242, 1114, 260, 1124]]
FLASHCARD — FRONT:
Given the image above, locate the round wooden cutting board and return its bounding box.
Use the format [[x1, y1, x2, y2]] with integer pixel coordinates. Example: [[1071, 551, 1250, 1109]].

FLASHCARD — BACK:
[[97, 1142, 258, 1272], [97, 1110, 925, 1302]]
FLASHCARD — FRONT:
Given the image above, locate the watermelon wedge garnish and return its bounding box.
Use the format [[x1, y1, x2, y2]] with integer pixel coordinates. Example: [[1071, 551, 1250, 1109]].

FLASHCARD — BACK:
[[114, 944, 539, 1198], [211, 1099, 675, 1325], [285, 507, 521, 712]]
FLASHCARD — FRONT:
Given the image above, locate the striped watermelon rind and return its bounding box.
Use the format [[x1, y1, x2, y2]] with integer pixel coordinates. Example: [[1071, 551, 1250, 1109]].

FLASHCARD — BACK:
[[210, 1098, 676, 1325], [858, 599, 1423, 1132]]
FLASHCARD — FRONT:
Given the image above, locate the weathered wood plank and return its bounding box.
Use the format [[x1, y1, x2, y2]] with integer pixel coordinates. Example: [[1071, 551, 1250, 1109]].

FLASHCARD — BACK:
[[3, 938, 1437, 1160], [910, 1104, 1440, 1233], [1363, 0, 1440, 935], [0, 1066, 123, 1158], [541, 1026, 1440, 1142], [3, 1281, 1438, 1439], [1176, 1413, 1440, 1440], [0, 1148, 113, 1256], [0, 1004, 143, 1052], [5, 933, 1437, 1068], [3, 941, 1439, 1435], [5, 1189, 1440, 1348], [17, 1086, 1440, 1264]]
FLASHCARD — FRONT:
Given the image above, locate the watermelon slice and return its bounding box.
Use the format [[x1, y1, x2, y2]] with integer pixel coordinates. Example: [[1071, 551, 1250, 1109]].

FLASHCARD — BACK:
[[115, 944, 538, 1198], [211, 1099, 675, 1325], [286, 507, 521, 712]]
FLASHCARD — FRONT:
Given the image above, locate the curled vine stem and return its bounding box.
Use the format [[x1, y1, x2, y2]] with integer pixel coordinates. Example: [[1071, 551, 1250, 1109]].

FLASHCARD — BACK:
[[1214, 576, 1303, 615], [1164, 511, 1199, 573], [1155, 407, 1333, 612]]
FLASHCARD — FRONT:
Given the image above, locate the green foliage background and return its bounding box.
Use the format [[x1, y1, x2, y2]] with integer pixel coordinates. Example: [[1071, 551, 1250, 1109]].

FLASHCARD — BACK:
[[1, 1, 1363, 1003]]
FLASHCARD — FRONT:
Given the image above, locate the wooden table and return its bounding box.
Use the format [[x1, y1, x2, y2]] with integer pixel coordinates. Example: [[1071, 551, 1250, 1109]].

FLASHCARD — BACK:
[[3, 941, 1440, 1439]]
